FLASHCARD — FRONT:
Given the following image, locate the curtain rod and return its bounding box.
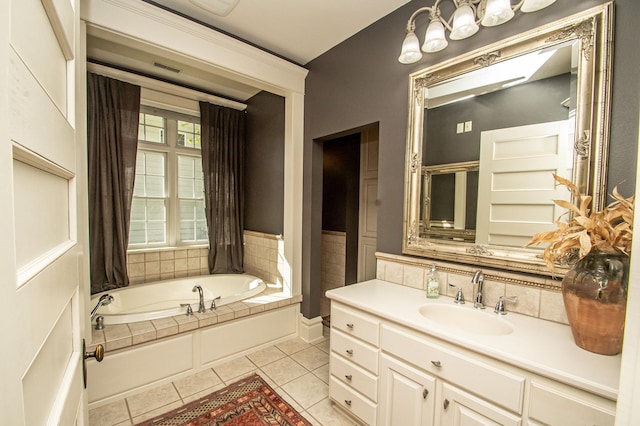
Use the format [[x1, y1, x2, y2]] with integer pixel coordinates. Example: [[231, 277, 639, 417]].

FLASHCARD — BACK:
[[87, 62, 247, 111]]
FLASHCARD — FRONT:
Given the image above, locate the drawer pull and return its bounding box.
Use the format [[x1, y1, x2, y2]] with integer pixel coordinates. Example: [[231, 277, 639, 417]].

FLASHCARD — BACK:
[[345, 374, 353, 381], [443, 398, 450, 410], [423, 389, 429, 399], [346, 323, 354, 329], [431, 360, 442, 367], [346, 349, 354, 355], [344, 399, 352, 407]]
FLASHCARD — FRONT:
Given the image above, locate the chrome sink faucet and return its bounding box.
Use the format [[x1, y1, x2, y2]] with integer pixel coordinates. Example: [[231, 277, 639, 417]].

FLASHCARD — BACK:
[[192, 285, 206, 313], [472, 270, 485, 309]]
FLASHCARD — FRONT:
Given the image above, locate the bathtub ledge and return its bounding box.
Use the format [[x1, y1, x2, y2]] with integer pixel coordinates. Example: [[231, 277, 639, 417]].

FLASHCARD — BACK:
[[87, 291, 302, 353]]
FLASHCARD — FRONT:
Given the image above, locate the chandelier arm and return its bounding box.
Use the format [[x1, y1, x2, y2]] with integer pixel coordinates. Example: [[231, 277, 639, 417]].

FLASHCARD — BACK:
[[407, 6, 436, 31]]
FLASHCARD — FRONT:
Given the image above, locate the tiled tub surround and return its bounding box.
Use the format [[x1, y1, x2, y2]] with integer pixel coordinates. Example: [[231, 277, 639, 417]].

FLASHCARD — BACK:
[[321, 231, 346, 317], [376, 252, 569, 324], [87, 287, 303, 408], [126, 230, 284, 287]]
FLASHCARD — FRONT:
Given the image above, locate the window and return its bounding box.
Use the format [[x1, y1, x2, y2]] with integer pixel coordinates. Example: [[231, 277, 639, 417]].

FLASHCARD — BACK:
[[129, 108, 207, 248]]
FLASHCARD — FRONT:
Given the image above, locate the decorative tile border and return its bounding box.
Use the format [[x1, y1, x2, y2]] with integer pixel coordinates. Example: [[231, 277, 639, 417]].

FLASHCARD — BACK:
[[376, 252, 568, 325]]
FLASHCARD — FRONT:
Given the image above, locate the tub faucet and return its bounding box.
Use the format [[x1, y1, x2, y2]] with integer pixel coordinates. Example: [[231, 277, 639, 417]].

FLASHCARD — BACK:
[[471, 270, 485, 309], [193, 285, 206, 313], [90, 294, 114, 321]]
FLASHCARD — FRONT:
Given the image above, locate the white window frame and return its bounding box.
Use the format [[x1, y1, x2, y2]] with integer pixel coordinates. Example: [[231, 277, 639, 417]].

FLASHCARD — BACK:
[[130, 105, 207, 249]]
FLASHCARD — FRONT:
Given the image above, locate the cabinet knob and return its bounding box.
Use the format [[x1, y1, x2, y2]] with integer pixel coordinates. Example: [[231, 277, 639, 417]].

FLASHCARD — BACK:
[[345, 374, 352, 381], [346, 323, 354, 329], [431, 360, 442, 367], [344, 399, 352, 407], [346, 349, 354, 355], [423, 389, 429, 399], [443, 398, 450, 410]]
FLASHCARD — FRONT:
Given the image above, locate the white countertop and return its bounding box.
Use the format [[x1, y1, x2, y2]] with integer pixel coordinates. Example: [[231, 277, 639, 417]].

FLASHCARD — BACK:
[[326, 279, 621, 401]]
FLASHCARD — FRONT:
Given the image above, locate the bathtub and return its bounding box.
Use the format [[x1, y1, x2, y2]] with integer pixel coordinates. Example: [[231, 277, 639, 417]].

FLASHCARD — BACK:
[[91, 274, 267, 325]]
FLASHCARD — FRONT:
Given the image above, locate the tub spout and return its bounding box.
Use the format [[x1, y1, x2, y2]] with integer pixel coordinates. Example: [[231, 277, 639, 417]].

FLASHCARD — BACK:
[[193, 285, 206, 313], [90, 294, 114, 321]]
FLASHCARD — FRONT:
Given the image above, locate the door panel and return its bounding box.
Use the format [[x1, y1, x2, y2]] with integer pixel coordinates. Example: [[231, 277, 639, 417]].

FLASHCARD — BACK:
[[358, 128, 378, 281], [476, 121, 570, 247], [2, 0, 85, 424]]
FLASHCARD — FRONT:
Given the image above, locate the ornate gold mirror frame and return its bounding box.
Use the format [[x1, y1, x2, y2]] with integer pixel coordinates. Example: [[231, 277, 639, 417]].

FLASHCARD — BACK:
[[403, 3, 614, 276]]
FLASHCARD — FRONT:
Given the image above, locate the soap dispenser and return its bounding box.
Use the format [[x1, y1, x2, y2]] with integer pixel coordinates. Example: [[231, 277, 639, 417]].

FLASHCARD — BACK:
[[426, 263, 440, 298]]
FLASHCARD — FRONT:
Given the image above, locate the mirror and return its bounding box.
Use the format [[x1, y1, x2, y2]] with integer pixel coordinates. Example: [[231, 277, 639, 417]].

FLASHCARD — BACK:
[[403, 4, 614, 276]]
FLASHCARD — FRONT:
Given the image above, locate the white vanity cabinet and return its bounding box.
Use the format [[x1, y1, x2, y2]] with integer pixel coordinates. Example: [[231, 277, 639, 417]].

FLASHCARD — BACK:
[[329, 303, 380, 425], [328, 286, 617, 426]]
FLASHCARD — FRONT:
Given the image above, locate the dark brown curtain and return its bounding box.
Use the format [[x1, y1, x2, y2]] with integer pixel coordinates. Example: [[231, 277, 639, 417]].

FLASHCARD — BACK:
[[87, 73, 141, 294], [200, 101, 245, 273]]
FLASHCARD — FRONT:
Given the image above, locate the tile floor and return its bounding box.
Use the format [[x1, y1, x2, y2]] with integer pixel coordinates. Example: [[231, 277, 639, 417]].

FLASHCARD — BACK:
[[88, 331, 361, 426]]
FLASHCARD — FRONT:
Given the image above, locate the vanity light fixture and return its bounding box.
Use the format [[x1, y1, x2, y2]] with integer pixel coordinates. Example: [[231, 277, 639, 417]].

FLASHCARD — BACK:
[[398, 0, 556, 64]]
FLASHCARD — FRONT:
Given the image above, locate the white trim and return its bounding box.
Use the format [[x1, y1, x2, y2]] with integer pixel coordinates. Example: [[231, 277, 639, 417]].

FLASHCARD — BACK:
[[297, 313, 324, 343], [87, 62, 246, 111]]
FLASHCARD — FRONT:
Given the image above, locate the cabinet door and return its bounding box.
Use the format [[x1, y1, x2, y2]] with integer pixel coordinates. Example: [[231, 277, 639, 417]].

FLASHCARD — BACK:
[[440, 383, 522, 426], [379, 354, 436, 426]]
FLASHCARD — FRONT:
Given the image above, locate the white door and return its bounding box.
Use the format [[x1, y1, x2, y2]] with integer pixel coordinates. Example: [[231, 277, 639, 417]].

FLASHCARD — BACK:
[[476, 121, 571, 247], [357, 127, 378, 281], [1, 0, 88, 424]]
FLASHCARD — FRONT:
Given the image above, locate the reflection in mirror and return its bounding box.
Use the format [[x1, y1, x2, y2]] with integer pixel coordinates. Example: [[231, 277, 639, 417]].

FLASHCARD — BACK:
[[404, 5, 614, 276], [422, 161, 478, 242]]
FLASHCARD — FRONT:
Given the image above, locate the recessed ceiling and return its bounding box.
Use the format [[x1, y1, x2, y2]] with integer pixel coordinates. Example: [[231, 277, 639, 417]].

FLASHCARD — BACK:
[[87, 0, 411, 101], [145, 0, 412, 65]]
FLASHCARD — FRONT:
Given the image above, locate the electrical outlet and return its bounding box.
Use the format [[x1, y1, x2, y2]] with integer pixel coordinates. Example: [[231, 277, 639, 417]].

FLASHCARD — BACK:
[[464, 121, 472, 132], [456, 122, 464, 134]]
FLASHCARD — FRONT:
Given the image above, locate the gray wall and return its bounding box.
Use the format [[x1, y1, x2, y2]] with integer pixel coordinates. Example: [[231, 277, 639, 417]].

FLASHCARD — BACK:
[[302, 0, 640, 318], [245, 91, 285, 235]]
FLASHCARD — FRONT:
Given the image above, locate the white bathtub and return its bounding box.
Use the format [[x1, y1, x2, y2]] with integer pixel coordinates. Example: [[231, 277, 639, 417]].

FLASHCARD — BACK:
[[91, 274, 267, 324]]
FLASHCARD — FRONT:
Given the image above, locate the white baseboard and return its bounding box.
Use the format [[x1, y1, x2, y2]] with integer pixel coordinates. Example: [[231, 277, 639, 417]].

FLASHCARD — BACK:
[[298, 313, 324, 343]]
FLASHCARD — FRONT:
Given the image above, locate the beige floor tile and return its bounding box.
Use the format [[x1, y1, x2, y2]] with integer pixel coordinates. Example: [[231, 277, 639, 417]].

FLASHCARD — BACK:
[[130, 400, 183, 424], [213, 356, 256, 382], [306, 398, 362, 426], [312, 363, 330, 384], [126, 382, 180, 417], [181, 382, 227, 404], [291, 346, 329, 371], [88, 399, 130, 426], [276, 337, 312, 355], [260, 357, 308, 386], [247, 345, 287, 366], [281, 372, 329, 409], [173, 368, 222, 398], [273, 386, 304, 412], [314, 336, 331, 354]]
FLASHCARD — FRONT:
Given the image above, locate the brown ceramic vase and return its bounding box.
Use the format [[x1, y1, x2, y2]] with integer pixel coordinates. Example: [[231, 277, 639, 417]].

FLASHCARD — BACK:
[[562, 251, 628, 355]]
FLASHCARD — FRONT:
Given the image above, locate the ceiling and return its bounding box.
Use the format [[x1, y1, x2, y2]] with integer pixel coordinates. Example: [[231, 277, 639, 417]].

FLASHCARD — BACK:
[[86, 0, 412, 101], [146, 0, 412, 65]]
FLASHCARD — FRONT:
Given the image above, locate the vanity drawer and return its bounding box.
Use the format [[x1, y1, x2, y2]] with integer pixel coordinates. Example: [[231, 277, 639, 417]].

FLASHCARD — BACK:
[[330, 375, 377, 426], [330, 352, 378, 402], [528, 380, 615, 426], [332, 328, 379, 374], [331, 303, 380, 346], [381, 324, 525, 414]]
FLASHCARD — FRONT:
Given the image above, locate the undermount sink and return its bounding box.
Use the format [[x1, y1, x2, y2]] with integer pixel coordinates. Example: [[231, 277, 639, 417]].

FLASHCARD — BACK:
[[418, 303, 514, 336]]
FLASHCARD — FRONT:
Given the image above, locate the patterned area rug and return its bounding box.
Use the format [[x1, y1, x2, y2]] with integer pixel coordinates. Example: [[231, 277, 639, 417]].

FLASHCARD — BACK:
[[136, 374, 312, 426]]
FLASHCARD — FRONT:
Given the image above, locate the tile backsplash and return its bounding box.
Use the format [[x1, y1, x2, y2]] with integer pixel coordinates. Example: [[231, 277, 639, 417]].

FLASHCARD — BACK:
[[376, 252, 568, 325], [127, 230, 282, 286], [321, 230, 346, 317]]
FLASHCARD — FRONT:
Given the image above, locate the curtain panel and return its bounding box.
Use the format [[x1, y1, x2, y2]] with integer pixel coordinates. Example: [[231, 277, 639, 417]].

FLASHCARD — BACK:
[[200, 101, 246, 273], [87, 73, 141, 294]]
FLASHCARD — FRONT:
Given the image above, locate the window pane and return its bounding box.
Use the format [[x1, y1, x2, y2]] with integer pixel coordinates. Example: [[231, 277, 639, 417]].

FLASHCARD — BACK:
[[139, 112, 165, 144], [145, 176, 165, 197], [178, 155, 204, 199], [177, 120, 201, 149], [145, 152, 165, 176], [147, 222, 166, 244], [178, 156, 195, 178], [179, 199, 207, 242], [129, 198, 167, 246]]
